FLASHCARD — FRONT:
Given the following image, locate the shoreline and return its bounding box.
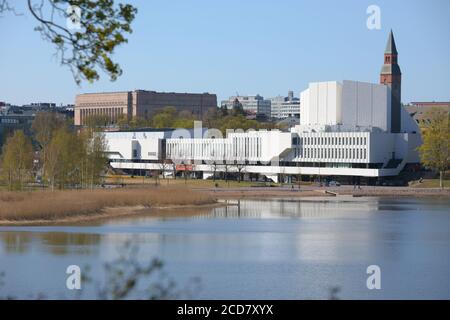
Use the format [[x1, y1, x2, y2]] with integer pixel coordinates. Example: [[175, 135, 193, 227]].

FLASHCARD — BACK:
[[203, 187, 450, 199], [0, 202, 226, 226], [0, 187, 448, 226]]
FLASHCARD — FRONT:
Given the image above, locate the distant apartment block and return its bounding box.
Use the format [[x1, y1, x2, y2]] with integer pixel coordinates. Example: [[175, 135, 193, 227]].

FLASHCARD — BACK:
[[221, 94, 271, 119], [0, 102, 73, 146], [74, 90, 217, 126], [28, 102, 56, 108], [269, 91, 300, 119]]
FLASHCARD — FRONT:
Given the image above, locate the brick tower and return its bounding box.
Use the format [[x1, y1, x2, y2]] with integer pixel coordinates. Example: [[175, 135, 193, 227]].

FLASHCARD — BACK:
[[380, 30, 402, 133]]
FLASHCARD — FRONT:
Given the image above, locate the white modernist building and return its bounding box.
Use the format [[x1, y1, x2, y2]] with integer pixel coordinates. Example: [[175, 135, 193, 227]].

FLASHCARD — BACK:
[[103, 79, 422, 183]]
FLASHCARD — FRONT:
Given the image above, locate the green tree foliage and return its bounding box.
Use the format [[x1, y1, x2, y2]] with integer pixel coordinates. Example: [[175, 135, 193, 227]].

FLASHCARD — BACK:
[[85, 114, 111, 129], [417, 109, 450, 188], [1, 130, 34, 190], [1, 0, 137, 84], [85, 131, 109, 188], [118, 107, 197, 129], [128, 116, 149, 129], [231, 98, 245, 116], [219, 105, 229, 117], [115, 114, 127, 129], [44, 126, 108, 190], [86, 106, 279, 134], [32, 112, 66, 148], [32, 112, 65, 178], [205, 113, 275, 135], [46, 127, 68, 190], [151, 107, 177, 128], [28, 112, 110, 190]]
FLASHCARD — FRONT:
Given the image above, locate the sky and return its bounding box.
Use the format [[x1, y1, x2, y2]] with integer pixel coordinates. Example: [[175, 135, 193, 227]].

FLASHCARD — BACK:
[[0, 0, 449, 105]]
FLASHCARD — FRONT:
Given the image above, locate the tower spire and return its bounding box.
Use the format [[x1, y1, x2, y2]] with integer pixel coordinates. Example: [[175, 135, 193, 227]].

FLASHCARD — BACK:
[[385, 29, 398, 54], [380, 30, 402, 133]]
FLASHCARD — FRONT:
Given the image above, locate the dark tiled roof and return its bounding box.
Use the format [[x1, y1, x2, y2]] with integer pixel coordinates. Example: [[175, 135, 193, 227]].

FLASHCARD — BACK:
[[385, 30, 398, 54]]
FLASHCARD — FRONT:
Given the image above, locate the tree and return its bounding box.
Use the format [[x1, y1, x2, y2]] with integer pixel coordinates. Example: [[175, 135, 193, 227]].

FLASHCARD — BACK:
[[231, 98, 245, 116], [158, 159, 171, 181], [44, 126, 107, 190], [32, 112, 65, 148], [32, 111, 65, 180], [210, 160, 219, 182], [0, 0, 137, 84], [125, 116, 147, 129], [223, 154, 234, 186], [202, 107, 219, 128], [219, 105, 229, 117], [85, 114, 111, 129], [234, 162, 245, 183], [208, 114, 264, 135], [86, 132, 109, 188], [45, 127, 75, 190], [116, 114, 130, 130], [151, 107, 177, 128], [1, 130, 34, 190], [45, 128, 64, 190], [417, 109, 450, 189], [172, 118, 195, 129]]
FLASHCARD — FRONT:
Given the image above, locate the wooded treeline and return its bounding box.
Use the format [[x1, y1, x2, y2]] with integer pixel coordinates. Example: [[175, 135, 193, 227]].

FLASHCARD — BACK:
[[0, 112, 108, 190]]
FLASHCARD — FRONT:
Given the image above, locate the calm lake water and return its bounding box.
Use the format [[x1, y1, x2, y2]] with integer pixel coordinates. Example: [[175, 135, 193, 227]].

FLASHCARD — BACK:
[[0, 197, 449, 299]]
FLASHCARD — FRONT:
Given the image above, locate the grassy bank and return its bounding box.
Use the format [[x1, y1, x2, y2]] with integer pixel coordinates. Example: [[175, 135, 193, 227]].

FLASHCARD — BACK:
[[105, 175, 314, 188], [409, 179, 450, 188], [0, 187, 215, 223]]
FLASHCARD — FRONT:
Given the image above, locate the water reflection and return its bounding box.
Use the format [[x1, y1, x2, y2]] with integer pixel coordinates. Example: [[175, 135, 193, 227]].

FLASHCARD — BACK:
[[0, 197, 449, 299], [211, 197, 381, 219], [0, 232, 33, 253], [0, 231, 100, 255]]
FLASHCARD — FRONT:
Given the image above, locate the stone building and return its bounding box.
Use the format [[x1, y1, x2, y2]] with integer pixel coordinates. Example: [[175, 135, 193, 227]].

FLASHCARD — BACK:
[[74, 90, 217, 126]]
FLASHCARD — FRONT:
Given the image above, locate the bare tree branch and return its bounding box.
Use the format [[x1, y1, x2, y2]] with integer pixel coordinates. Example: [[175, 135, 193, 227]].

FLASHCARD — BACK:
[[1, 0, 137, 84]]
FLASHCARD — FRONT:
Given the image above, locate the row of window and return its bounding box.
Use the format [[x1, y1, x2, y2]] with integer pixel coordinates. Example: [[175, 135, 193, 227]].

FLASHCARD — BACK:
[[0, 118, 19, 124], [79, 107, 124, 124], [297, 136, 368, 146], [296, 147, 367, 160], [167, 137, 262, 160], [78, 102, 126, 106]]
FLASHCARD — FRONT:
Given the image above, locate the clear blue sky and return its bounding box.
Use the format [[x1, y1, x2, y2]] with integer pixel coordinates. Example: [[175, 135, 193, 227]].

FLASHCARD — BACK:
[[1, 0, 449, 105]]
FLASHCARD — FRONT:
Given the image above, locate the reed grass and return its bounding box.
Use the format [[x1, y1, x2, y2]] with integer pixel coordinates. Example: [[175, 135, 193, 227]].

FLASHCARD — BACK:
[[0, 187, 215, 221]]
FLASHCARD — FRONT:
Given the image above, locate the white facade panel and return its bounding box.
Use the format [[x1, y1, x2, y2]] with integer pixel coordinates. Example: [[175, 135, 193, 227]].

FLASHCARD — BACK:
[[300, 89, 310, 126], [341, 80, 358, 128], [309, 83, 319, 124], [356, 81, 372, 127], [341, 80, 390, 132], [372, 84, 389, 132], [335, 82, 342, 124], [300, 81, 341, 126], [317, 82, 328, 124]]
